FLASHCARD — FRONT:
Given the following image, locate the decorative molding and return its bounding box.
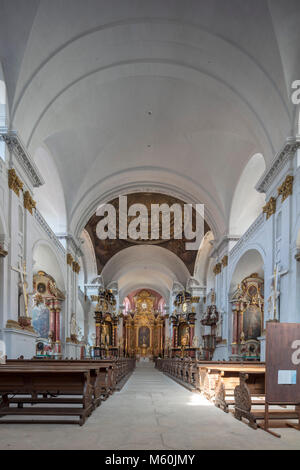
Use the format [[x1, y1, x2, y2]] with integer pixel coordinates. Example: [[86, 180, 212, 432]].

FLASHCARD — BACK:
[[8, 168, 23, 196], [33, 209, 66, 256], [57, 233, 83, 258], [1, 131, 44, 188], [23, 190, 36, 215], [210, 235, 240, 259], [277, 175, 294, 203], [5, 319, 23, 330], [256, 139, 300, 194], [221, 255, 228, 267], [229, 213, 264, 259], [262, 197, 276, 220], [67, 253, 74, 266]]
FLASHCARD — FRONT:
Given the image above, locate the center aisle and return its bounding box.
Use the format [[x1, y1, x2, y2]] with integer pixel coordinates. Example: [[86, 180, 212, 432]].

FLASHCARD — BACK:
[[86, 362, 300, 450], [0, 362, 299, 450]]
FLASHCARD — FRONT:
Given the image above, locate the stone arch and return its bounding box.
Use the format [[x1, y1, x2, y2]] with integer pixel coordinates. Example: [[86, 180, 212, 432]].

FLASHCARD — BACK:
[[32, 239, 66, 291]]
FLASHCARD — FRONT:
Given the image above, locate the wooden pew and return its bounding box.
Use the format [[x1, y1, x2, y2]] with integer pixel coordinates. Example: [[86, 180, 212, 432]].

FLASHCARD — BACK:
[[0, 365, 94, 425], [157, 358, 265, 402], [7, 359, 119, 402], [212, 366, 265, 412], [196, 363, 265, 405], [234, 373, 299, 429], [9, 357, 136, 396]]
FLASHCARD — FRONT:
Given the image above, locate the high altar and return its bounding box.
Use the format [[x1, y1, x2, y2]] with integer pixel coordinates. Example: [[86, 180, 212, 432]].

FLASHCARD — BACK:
[[124, 290, 166, 359]]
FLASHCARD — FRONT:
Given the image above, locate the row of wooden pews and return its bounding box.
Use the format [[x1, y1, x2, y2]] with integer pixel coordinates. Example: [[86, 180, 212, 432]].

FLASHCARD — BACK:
[[156, 358, 299, 431], [0, 358, 135, 425]]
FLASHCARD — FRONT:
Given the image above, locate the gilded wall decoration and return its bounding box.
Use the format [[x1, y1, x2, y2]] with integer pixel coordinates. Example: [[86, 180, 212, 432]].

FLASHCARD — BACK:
[[213, 263, 222, 275], [67, 253, 74, 266], [8, 168, 23, 196], [277, 175, 294, 203], [262, 197, 276, 220], [72, 261, 81, 273], [23, 190, 36, 214], [221, 255, 228, 267]]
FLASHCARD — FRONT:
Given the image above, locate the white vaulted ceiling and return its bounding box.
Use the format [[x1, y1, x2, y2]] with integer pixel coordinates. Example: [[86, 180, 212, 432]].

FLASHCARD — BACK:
[[0, 1, 299, 248], [102, 245, 190, 302]]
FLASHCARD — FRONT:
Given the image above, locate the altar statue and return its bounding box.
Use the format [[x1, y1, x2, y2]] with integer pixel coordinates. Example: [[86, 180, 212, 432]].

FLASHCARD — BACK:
[[192, 335, 199, 348]]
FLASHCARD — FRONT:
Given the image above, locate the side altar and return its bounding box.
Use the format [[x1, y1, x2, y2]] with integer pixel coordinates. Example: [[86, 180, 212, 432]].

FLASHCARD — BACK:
[[170, 290, 200, 358]]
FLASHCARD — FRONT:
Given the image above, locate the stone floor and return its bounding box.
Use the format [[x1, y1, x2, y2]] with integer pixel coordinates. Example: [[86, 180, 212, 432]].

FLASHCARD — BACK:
[[0, 362, 300, 450]]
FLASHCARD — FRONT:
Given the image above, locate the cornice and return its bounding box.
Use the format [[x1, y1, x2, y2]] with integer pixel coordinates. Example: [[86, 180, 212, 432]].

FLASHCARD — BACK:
[[0, 130, 44, 188], [34, 209, 66, 256], [229, 213, 264, 259], [57, 233, 84, 258], [210, 234, 240, 259], [256, 137, 300, 194]]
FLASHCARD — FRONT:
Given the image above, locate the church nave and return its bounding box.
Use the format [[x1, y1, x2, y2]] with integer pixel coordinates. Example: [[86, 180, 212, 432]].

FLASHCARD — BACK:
[[1, 0, 300, 452]]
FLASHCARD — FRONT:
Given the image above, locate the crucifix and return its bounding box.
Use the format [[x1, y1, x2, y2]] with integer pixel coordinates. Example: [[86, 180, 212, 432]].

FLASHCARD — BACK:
[[269, 264, 289, 322], [11, 260, 29, 317], [269, 265, 281, 322]]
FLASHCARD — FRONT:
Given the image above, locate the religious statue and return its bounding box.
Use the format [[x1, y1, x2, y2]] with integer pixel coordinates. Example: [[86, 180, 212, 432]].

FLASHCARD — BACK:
[[268, 266, 280, 321], [210, 289, 216, 305], [192, 335, 199, 348], [216, 311, 223, 338], [101, 324, 110, 346], [70, 312, 78, 342], [48, 330, 55, 345], [11, 260, 29, 319], [90, 333, 96, 347]]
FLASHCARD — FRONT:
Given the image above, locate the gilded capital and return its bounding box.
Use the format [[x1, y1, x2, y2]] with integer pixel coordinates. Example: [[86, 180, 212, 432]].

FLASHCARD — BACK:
[[8, 168, 23, 196], [262, 197, 276, 220], [278, 175, 294, 203], [221, 255, 228, 267], [72, 261, 81, 274], [213, 263, 222, 275], [23, 191, 36, 214], [67, 253, 74, 266]]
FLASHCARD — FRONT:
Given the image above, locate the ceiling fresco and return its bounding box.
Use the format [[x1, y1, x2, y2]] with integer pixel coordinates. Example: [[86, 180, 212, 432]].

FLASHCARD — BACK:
[[85, 192, 210, 275]]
